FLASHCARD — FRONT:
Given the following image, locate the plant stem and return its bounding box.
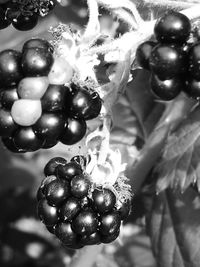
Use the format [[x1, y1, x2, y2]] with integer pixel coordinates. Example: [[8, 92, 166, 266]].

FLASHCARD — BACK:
[[140, 0, 195, 9], [129, 94, 196, 194]]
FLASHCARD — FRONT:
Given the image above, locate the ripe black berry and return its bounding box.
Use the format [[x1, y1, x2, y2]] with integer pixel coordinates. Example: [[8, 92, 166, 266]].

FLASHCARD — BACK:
[[55, 222, 77, 245], [12, 14, 38, 31], [42, 139, 58, 149], [0, 6, 11, 29], [13, 127, 44, 151], [149, 44, 187, 79], [70, 174, 91, 198], [44, 179, 70, 207], [80, 232, 101, 246], [44, 157, 67, 177], [0, 109, 18, 137], [136, 41, 157, 70], [21, 47, 54, 77], [38, 199, 58, 226], [22, 38, 53, 53], [57, 162, 82, 180], [2, 136, 25, 153], [71, 155, 87, 167], [0, 86, 19, 109], [72, 209, 99, 236], [33, 113, 66, 140], [118, 200, 131, 220], [99, 212, 121, 235], [59, 197, 81, 221], [92, 188, 116, 213], [184, 78, 200, 98], [101, 229, 120, 244], [60, 117, 87, 145], [150, 74, 183, 100], [70, 88, 102, 120], [0, 50, 22, 86], [188, 42, 200, 80], [41, 84, 70, 112], [154, 11, 191, 44]]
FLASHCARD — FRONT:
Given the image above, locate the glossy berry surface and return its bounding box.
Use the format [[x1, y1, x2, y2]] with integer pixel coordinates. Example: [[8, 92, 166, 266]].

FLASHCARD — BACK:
[[41, 84, 70, 112], [71, 155, 87, 167], [38, 199, 58, 226], [44, 157, 67, 177], [22, 38, 53, 53], [154, 11, 191, 44], [99, 212, 121, 235], [188, 43, 200, 80], [101, 229, 120, 244], [12, 14, 38, 31], [70, 88, 102, 120], [0, 50, 22, 86], [0, 109, 18, 137], [44, 179, 70, 207], [118, 200, 131, 220], [57, 162, 82, 180], [2, 137, 24, 153], [60, 197, 81, 221], [150, 74, 183, 101], [33, 113, 65, 140], [72, 209, 99, 235], [0, 86, 19, 109], [0, 7, 11, 29], [149, 44, 187, 79], [60, 117, 87, 145], [55, 222, 77, 245], [184, 78, 200, 99], [80, 232, 101, 246], [70, 174, 91, 198], [92, 188, 116, 213], [21, 47, 54, 77], [136, 41, 157, 70], [13, 127, 44, 151]]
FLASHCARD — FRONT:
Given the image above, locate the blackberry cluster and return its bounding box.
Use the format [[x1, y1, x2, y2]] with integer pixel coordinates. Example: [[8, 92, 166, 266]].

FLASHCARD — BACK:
[[37, 156, 131, 249], [136, 10, 200, 101], [0, 0, 57, 31], [0, 38, 102, 153]]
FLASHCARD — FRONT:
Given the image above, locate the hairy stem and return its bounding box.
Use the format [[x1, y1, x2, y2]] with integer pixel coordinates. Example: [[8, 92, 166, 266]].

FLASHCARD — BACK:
[[141, 0, 195, 9], [130, 94, 196, 194]]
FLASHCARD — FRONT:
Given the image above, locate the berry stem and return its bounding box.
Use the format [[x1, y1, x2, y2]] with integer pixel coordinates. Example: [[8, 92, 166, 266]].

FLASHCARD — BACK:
[[129, 94, 196, 194], [141, 0, 196, 9], [69, 245, 104, 267]]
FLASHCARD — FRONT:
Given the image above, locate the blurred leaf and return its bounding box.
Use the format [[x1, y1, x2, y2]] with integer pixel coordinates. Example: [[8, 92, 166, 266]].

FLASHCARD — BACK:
[[147, 187, 200, 267], [126, 70, 164, 138], [0, 189, 36, 225], [156, 106, 200, 192]]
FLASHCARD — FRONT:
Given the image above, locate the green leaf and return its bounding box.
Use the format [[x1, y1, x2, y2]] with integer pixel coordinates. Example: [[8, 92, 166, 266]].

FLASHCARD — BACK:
[[156, 106, 200, 192], [147, 187, 200, 267]]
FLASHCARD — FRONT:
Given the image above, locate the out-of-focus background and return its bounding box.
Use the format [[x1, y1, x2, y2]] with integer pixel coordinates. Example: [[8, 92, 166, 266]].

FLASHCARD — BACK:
[[0, 1, 168, 266]]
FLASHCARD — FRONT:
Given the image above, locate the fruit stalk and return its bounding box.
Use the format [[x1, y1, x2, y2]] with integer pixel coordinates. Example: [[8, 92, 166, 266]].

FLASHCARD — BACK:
[[141, 0, 196, 8]]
